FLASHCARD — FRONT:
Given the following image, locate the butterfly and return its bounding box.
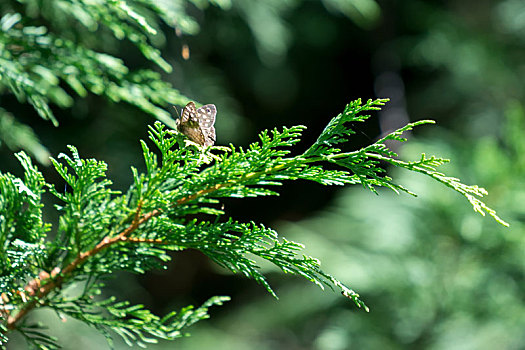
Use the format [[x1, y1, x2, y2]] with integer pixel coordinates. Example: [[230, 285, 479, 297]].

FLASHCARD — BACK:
[[176, 101, 217, 147]]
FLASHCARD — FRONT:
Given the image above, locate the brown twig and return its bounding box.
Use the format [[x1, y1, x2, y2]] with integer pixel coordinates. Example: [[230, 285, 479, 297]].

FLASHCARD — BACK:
[[4, 206, 159, 330], [4, 180, 238, 331]]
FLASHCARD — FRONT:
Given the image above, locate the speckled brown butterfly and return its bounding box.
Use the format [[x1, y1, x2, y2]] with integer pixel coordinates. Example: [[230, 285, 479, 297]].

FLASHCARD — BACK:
[[175, 101, 216, 147]]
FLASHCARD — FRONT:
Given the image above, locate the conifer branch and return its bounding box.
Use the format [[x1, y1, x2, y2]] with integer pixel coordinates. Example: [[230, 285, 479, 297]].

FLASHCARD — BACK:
[[0, 98, 506, 348]]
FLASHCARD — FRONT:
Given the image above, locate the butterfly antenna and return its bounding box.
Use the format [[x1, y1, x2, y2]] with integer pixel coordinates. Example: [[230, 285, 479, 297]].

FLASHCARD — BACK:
[[173, 105, 181, 119]]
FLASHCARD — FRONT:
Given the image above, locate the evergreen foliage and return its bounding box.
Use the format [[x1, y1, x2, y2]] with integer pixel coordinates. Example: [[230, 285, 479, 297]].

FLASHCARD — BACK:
[[0, 0, 223, 162], [0, 0, 200, 123], [0, 97, 506, 348]]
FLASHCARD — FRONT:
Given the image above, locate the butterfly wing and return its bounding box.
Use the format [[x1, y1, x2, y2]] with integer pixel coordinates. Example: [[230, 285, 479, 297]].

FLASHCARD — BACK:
[[177, 102, 217, 147], [202, 126, 216, 147], [196, 104, 217, 147], [180, 101, 196, 124], [196, 104, 216, 128]]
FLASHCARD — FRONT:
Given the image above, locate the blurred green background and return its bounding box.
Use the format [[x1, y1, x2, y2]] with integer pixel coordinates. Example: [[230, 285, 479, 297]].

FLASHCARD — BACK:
[[2, 0, 524, 349]]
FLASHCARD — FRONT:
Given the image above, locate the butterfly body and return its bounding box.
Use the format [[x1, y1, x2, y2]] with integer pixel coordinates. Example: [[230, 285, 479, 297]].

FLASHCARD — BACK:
[[176, 102, 216, 147]]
